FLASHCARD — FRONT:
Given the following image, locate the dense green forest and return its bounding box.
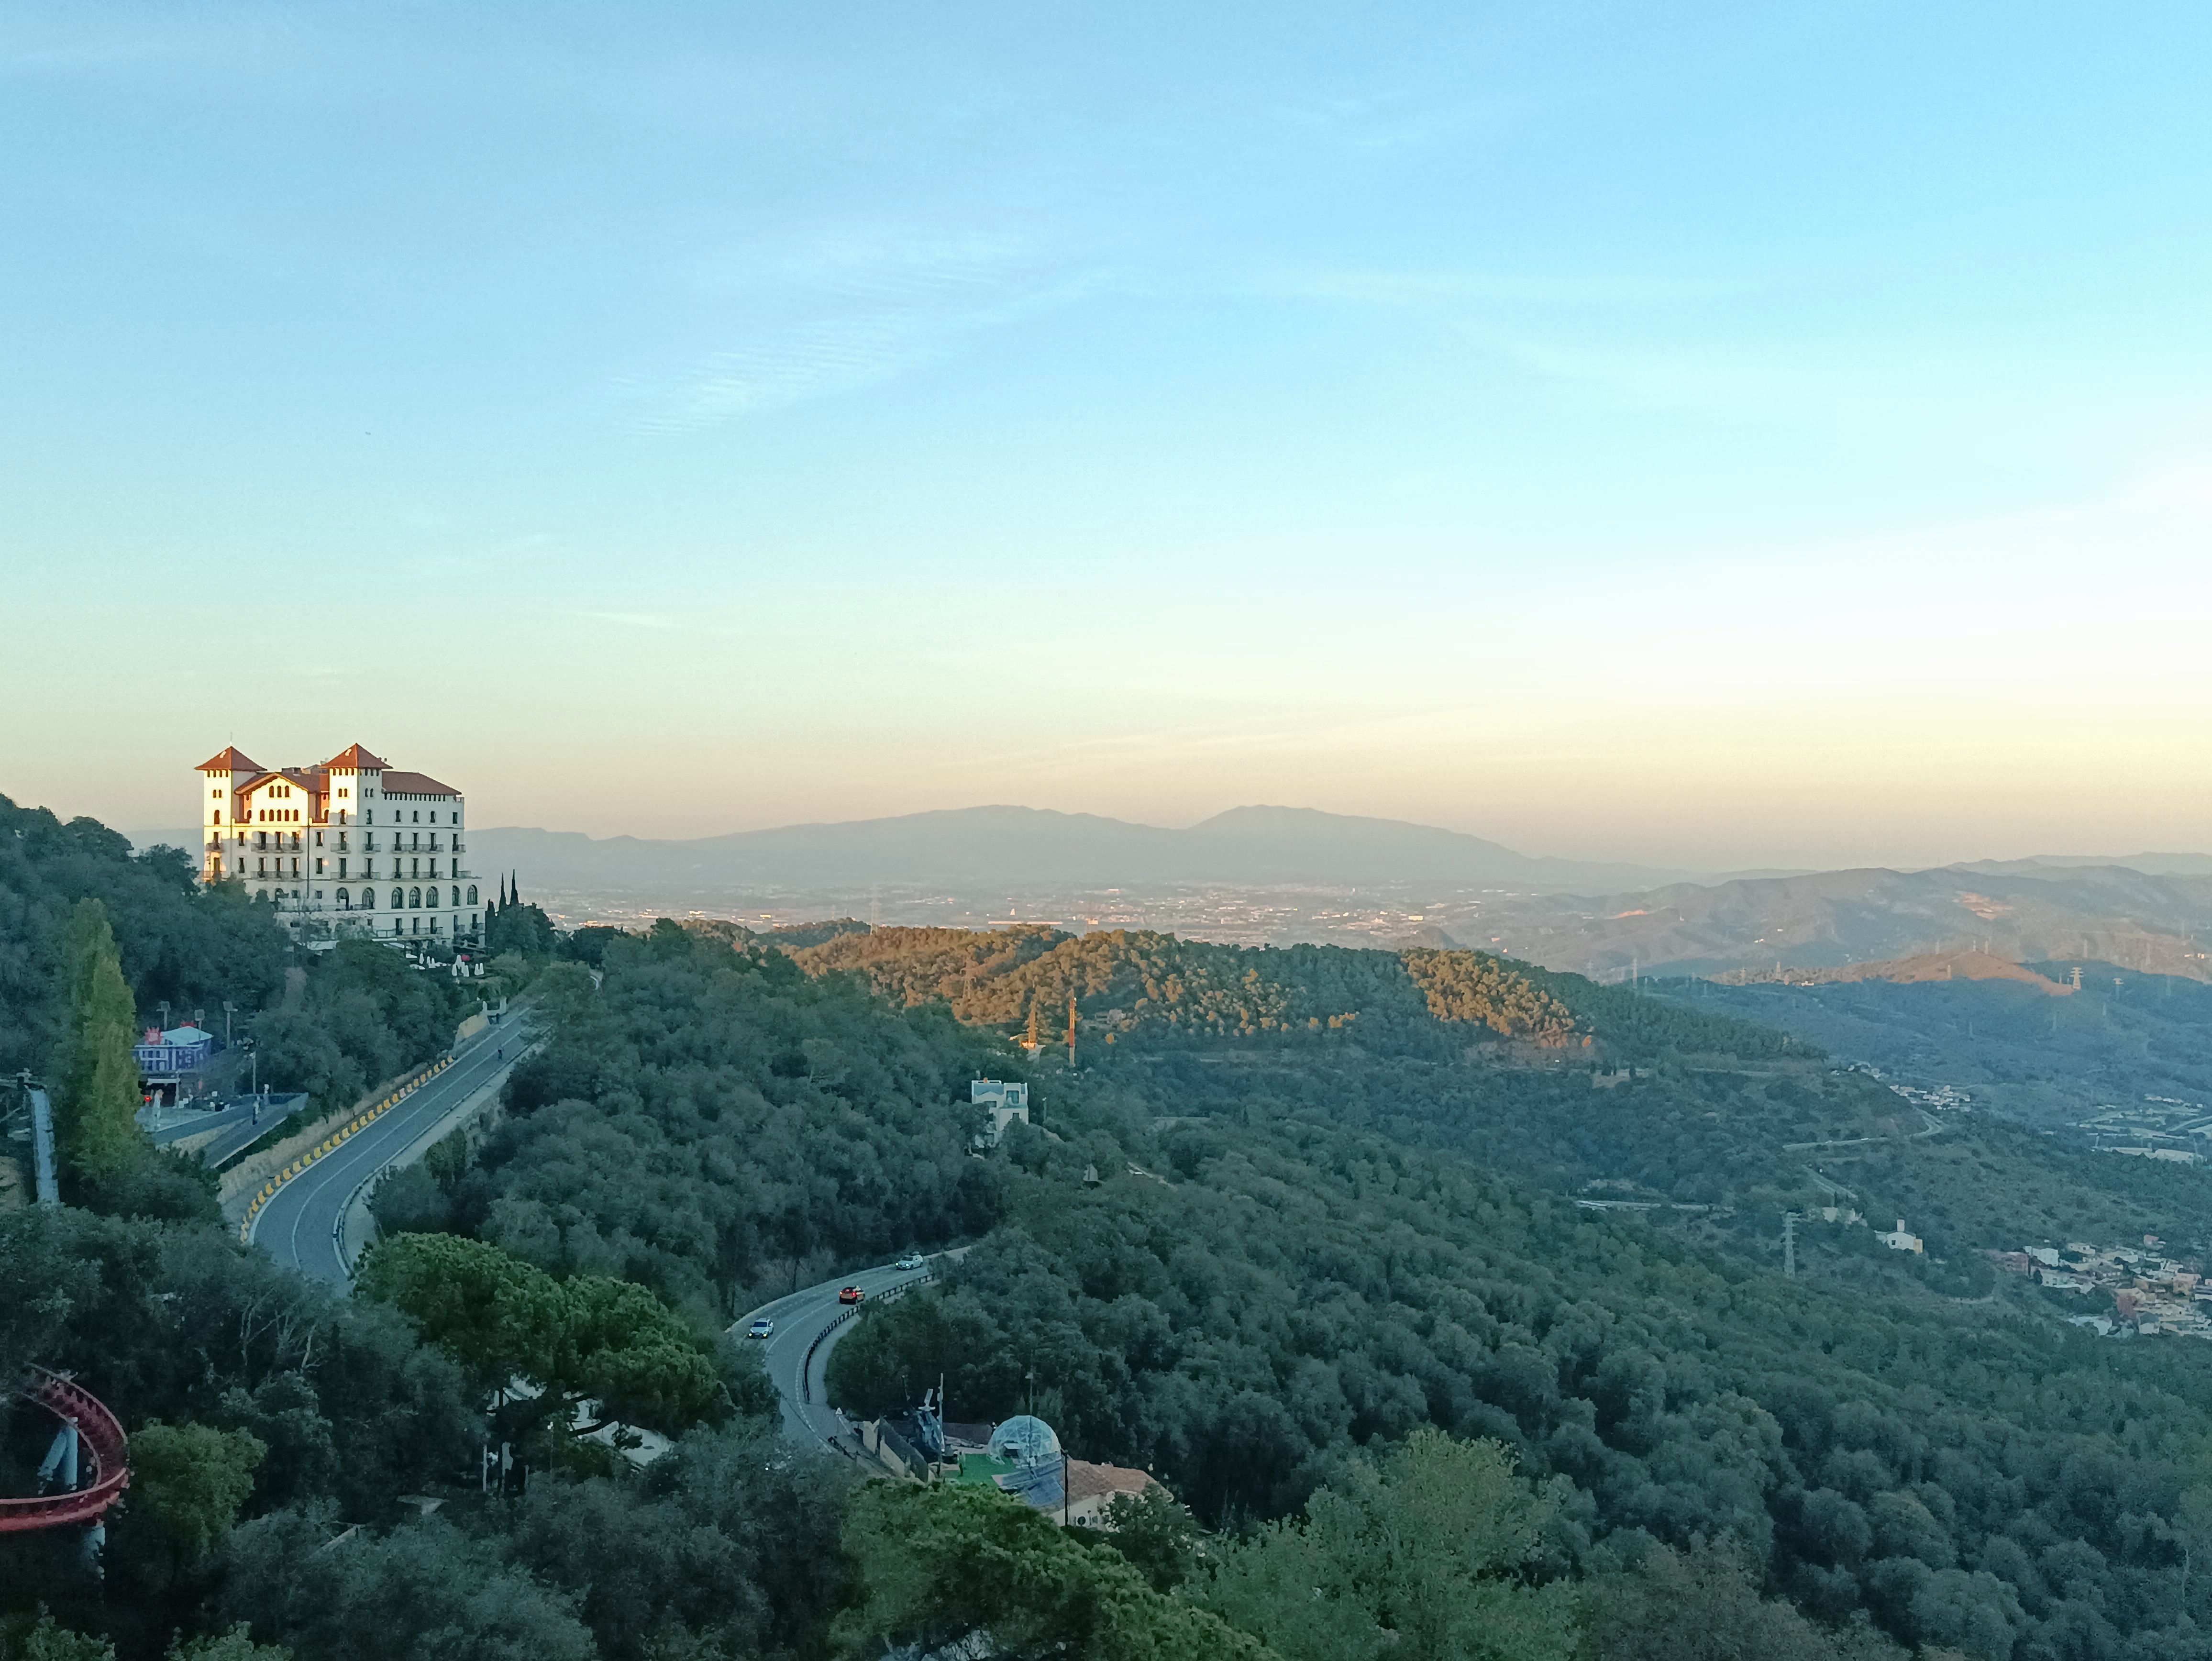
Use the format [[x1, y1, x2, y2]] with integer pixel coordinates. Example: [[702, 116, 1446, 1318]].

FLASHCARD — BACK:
[[780, 926, 2212, 1281], [1671, 968, 2212, 1125], [435, 920, 2212, 1659], [15, 810, 2212, 1659]]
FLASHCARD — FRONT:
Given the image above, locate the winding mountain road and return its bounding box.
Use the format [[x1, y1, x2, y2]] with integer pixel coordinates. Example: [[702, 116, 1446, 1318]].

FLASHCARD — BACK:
[[247, 1016, 536, 1285], [733, 1255, 952, 1448]]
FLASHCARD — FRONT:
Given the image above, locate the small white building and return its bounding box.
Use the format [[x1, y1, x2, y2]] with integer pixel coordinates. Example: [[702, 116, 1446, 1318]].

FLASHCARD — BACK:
[[198, 743, 482, 946], [1877, 1218, 1924, 1254], [971, 1079, 1030, 1148]]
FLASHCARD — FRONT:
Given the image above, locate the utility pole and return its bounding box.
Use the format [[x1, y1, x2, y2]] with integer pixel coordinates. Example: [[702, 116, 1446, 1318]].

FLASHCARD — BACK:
[[1783, 1211, 1798, 1278], [1066, 997, 1077, 1067]]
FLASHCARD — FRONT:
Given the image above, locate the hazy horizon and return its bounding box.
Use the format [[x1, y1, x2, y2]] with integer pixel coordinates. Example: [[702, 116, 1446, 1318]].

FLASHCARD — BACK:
[[93, 792, 2212, 882], [7, 3, 2211, 868]]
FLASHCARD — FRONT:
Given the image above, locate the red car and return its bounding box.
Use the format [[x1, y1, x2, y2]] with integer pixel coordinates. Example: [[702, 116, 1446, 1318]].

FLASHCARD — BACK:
[[838, 1286, 865, 1306]]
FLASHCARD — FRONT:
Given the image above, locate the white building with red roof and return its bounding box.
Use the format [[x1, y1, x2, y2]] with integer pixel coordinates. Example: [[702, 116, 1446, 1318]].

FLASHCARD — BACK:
[[197, 743, 483, 946]]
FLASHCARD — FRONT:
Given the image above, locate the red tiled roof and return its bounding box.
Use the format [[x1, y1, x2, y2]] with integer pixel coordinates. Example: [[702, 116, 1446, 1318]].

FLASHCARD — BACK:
[[1064, 1460, 1163, 1505], [197, 746, 264, 775], [324, 743, 387, 772], [381, 770, 459, 797]]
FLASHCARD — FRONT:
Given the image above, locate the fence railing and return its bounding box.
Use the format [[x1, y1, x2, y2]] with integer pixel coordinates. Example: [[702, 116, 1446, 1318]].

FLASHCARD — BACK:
[[798, 1273, 932, 1405]]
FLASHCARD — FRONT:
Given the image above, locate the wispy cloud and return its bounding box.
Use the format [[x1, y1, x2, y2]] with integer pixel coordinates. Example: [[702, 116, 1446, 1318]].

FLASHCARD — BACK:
[[623, 224, 1103, 432]]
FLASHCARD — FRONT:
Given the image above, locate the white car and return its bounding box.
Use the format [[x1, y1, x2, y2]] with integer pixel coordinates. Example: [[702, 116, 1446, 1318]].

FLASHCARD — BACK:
[[895, 1252, 926, 1271], [746, 1317, 774, 1339]]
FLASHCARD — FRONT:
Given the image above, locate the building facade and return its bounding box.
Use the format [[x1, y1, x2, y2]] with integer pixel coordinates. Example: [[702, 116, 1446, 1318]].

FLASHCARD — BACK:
[[198, 743, 482, 946], [970, 1079, 1031, 1148]]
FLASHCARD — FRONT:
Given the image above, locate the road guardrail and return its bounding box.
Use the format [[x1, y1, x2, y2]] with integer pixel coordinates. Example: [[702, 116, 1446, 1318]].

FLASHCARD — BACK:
[[797, 1273, 931, 1404], [237, 1053, 454, 1244]]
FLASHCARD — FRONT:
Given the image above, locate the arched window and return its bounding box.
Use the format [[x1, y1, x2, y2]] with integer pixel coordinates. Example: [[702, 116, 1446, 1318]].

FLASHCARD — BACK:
[[336, 888, 350, 910], [450, 886, 461, 908], [409, 886, 421, 908], [391, 888, 404, 910], [467, 884, 478, 905], [359, 888, 374, 910]]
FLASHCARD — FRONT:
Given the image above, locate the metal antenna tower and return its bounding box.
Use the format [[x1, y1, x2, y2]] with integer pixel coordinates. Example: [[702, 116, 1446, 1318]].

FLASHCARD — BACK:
[[1782, 1211, 1799, 1278]]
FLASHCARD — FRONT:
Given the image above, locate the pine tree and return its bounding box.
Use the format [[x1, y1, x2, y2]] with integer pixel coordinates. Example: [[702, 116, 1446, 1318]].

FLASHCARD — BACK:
[[58, 898, 150, 1179]]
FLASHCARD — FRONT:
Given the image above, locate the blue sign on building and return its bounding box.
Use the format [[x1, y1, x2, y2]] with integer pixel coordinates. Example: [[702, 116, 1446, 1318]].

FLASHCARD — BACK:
[[133, 1026, 216, 1075]]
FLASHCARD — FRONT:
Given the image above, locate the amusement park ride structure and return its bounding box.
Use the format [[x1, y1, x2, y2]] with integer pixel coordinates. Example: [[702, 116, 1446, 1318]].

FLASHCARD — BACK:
[[3, 1076, 133, 1553], [0, 1370, 131, 1540]]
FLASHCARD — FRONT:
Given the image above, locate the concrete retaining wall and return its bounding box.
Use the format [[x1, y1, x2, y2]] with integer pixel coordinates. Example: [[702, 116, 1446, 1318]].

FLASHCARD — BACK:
[[220, 1057, 451, 1216]]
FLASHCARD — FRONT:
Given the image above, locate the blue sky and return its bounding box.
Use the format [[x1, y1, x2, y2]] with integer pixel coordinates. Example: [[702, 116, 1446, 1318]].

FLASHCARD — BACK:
[[6, 2, 2211, 866]]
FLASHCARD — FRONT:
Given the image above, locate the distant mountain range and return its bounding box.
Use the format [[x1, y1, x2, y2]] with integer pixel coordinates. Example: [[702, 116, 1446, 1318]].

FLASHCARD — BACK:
[[120, 805, 2212, 981], [465, 805, 1711, 896], [1472, 864, 2212, 983]]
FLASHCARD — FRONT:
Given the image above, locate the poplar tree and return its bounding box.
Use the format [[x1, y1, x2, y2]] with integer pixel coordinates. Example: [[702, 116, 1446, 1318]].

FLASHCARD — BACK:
[[59, 897, 150, 1179]]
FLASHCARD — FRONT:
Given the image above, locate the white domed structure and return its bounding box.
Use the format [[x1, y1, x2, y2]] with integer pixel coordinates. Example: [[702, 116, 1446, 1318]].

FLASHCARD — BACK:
[[989, 1415, 1062, 1467]]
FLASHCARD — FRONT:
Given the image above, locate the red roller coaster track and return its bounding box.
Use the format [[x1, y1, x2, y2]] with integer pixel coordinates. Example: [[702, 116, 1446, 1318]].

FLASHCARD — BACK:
[[0, 1369, 130, 1533]]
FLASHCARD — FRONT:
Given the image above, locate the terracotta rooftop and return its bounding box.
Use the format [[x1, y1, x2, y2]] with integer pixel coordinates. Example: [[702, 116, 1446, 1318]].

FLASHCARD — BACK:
[[380, 770, 459, 797], [324, 743, 387, 772], [1065, 1460, 1162, 1506], [197, 746, 264, 775]]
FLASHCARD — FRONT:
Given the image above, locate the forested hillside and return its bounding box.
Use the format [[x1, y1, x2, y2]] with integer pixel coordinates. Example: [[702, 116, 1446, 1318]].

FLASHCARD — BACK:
[[19, 826, 2212, 1659], [441, 921, 2212, 1660], [0, 816, 1277, 1660], [0, 797, 280, 1078], [787, 925, 1790, 1059], [1668, 965, 2212, 1123], [830, 1102, 2212, 1659], [450, 930, 1011, 1313]]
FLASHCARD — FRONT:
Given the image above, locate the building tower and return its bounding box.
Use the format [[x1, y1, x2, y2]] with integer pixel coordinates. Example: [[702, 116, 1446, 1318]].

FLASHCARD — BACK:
[[197, 746, 264, 885]]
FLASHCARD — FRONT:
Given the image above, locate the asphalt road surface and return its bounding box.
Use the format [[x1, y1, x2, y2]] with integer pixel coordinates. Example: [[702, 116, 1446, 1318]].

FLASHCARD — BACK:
[[150, 1093, 308, 1168], [248, 1016, 535, 1285], [734, 1258, 945, 1448]]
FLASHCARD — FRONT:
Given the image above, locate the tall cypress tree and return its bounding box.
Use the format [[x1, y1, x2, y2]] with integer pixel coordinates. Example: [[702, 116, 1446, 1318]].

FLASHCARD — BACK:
[[58, 897, 150, 1179]]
